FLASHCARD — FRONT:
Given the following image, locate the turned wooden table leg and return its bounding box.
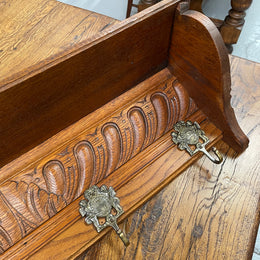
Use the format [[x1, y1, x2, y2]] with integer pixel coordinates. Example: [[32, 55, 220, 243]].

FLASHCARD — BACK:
[[127, 0, 134, 18], [220, 0, 252, 53], [189, 0, 203, 13], [138, 0, 157, 12]]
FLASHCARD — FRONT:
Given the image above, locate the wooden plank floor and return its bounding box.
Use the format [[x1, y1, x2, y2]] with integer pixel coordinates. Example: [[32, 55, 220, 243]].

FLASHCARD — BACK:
[[76, 56, 260, 259]]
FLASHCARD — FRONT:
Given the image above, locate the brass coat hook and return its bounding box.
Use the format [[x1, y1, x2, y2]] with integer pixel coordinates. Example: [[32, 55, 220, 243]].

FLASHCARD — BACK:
[[79, 185, 129, 247], [171, 121, 223, 164]]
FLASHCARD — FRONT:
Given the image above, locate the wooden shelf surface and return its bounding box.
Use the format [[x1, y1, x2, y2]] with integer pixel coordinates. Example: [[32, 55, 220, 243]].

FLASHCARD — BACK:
[[0, 0, 257, 258], [76, 56, 260, 260], [0, 0, 117, 86]]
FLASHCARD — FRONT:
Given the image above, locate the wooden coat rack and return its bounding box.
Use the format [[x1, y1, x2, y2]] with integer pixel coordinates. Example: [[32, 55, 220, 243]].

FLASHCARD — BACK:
[[0, 1, 248, 258]]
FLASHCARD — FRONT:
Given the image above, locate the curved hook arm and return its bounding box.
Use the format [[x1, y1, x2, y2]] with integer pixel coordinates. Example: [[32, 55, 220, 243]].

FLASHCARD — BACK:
[[116, 228, 130, 247], [199, 146, 223, 164]]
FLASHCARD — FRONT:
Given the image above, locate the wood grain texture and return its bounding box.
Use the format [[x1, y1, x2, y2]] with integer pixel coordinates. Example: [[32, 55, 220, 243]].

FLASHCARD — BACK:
[[169, 3, 249, 152], [28, 120, 221, 260], [0, 1, 249, 258], [0, 0, 117, 84], [0, 0, 178, 167], [0, 0, 116, 167], [135, 0, 252, 52], [76, 56, 260, 260], [0, 68, 201, 258]]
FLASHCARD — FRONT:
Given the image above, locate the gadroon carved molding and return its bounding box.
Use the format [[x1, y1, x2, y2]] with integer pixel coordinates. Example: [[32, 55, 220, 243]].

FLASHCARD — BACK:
[[0, 77, 197, 253]]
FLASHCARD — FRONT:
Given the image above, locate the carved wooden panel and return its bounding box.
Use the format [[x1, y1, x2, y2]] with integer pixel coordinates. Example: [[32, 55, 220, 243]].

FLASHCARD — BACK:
[[0, 75, 197, 253]]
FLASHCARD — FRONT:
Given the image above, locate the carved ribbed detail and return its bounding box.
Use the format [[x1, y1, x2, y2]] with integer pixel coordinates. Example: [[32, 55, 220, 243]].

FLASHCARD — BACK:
[[0, 77, 197, 253], [0, 225, 13, 254], [128, 107, 147, 157], [174, 82, 190, 120], [186, 98, 198, 119], [102, 123, 122, 177], [43, 161, 66, 196], [74, 141, 95, 197], [121, 127, 133, 164], [151, 92, 170, 139], [146, 110, 157, 147], [96, 145, 107, 180]]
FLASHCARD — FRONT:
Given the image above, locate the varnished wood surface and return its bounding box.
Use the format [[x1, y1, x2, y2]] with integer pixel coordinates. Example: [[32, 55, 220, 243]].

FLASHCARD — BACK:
[[0, 0, 177, 168], [28, 119, 221, 260], [0, 1, 251, 259], [0, 0, 116, 166], [0, 68, 193, 255], [77, 56, 260, 259], [169, 3, 248, 152], [0, 0, 117, 85], [0, 67, 221, 259]]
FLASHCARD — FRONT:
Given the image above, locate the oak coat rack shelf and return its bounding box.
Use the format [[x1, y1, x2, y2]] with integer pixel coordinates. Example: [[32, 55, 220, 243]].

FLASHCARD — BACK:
[[0, 0, 248, 259]]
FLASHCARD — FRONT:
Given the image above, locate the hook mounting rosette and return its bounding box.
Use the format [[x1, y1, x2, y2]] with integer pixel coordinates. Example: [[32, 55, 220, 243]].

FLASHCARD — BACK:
[[79, 185, 129, 246], [171, 121, 223, 164]]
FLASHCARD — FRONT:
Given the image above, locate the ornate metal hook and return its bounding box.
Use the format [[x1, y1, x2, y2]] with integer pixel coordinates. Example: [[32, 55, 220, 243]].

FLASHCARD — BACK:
[[79, 185, 129, 247], [171, 121, 223, 164]]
